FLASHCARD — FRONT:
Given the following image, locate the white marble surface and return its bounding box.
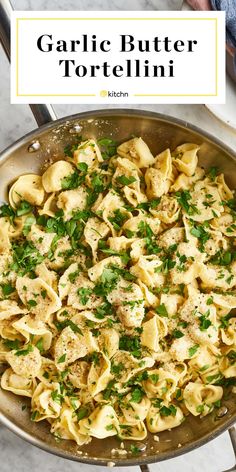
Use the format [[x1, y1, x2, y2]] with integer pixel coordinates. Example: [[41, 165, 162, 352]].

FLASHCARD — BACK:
[[0, 1, 236, 471]]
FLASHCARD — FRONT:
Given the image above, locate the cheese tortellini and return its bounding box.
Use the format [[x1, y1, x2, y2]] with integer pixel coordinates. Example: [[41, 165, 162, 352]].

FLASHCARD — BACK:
[[0, 136, 235, 451]]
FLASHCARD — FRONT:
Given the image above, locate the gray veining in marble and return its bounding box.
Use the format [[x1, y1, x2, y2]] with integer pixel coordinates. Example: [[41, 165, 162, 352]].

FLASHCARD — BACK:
[[0, 1, 236, 471], [11, 0, 183, 11]]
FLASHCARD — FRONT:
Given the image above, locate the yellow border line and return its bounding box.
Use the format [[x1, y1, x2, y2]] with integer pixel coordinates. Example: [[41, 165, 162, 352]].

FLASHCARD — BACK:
[[16, 17, 218, 98], [16, 18, 19, 96], [18, 17, 217, 21], [215, 17, 218, 96]]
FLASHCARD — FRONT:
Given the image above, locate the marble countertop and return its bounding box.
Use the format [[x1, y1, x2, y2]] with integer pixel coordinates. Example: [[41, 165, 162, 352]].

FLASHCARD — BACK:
[[0, 1, 236, 471]]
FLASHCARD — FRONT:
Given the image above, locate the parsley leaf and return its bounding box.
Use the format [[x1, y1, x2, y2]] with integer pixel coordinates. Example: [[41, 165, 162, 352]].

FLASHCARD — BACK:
[[23, 215, 36, 236], [108, 209, 128, 231], [130, 445, 142, 455], [199, 311, 212, 331], [61, 171, 84, 190], [208, 166, 219, 181], [4, 339, 21, 350], [188, 344, 199, 357], [130, 387, 144, 403], [210, 250, 235, 266], [172, 329, 184, 339], [63, 137, 82, 157], [57, 353, 66, 364], [176, 190, 199, 215], [16, 200, 33, 216], [77, 287, 92, 305], [55, 319, 83, 336], [35, 338, 44, 352], [76, 406, 89, 421], [159, 405, 177, 417], [97, 138, 117, 160], [116, 175, 136, 186], [15, 344, 34, 357], [0, 203, 15, 223], [155, 304, 168, 317], [119, 335, 141, 358], [1, 283, 15, 297], [11, 241, 44, 275]]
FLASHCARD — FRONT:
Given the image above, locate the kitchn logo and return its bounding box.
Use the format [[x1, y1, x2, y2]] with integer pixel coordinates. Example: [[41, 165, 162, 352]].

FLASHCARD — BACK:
[[100, 90, 129, 98]]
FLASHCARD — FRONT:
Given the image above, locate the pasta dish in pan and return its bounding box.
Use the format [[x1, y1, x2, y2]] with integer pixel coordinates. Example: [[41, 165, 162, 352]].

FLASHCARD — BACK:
[[0, 137, 235, 447]]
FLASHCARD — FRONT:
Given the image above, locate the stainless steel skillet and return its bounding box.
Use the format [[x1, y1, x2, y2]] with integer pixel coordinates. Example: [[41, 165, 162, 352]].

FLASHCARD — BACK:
[[0, 1, 236, 470]]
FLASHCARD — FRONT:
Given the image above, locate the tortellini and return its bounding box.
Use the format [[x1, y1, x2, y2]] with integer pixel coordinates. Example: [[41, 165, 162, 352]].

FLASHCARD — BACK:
[[16, 276, 61, 321], [42, 160, 74, 193], [183, 382, 223, 416], [117, 137, 155, 168], [173, 143, 199, 177], [5, 345, 41, 378], [9, 174, 45, 207], [0, 136, 235, 450]]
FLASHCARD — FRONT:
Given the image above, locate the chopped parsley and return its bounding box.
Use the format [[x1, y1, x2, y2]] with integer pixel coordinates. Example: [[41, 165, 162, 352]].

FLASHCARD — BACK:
[[155, 304, 168, 317], [130, 387, 144, 403], [0, 203, 16, 223], [77, 287, 92, 305], [188, 344, 199, 357], [35, 338, 44, 352], [97, 137, 117, 160], [0, 283, 15, 297], [190, 221, 210, 251], [55, 319, 83, 336], [4, 339, 21, 350], [11, 241, 44, 275], [111, 361, 124, 376], [57, 353, 66, 364], [108, 209, 128, 231], [14, 344, 34, 357], [28, 299, 37, 307], [130, 445, 142, 455], [199, 310, 212, 331], [210, 250, 236, 267], [207, 166, 219, 181], [22, 215, 36, 236], [159, 405, 177, 417], [116, 175, 136, 186], [61, 167, 86, 190], [172, 329, 184, 339], [119, 335, 141, 358], [137, 221, 161, 255], [176, 190, 199, 215], [16, 200, 33, 216], [51, 389, 64, 405], [76, 406, 89, 421], [63, 137, 82, 157]]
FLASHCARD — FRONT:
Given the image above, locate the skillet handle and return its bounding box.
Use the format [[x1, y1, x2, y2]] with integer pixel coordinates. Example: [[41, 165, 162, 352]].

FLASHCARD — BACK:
[[0, 0, 57, 126], [140, 465, 150, 472]]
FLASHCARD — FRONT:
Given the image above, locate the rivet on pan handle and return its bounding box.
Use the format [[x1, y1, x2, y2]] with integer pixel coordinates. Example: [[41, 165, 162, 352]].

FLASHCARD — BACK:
[[0, 0, 57, 126]]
